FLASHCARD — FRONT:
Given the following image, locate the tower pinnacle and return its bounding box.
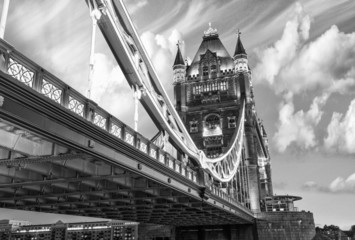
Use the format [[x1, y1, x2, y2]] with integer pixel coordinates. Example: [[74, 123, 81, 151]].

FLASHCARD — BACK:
[[173, 41, 186, 84], [233, 29, 246, 57], [173, 41, 185, 67]]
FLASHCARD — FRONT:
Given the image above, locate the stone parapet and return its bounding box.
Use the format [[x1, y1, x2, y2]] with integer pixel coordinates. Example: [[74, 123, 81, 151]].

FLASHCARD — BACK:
[[255, 211, 316, 240]]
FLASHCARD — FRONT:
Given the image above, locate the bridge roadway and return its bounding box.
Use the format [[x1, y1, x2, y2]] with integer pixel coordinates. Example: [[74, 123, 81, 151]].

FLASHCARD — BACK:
[[0, 40, 254, 225]]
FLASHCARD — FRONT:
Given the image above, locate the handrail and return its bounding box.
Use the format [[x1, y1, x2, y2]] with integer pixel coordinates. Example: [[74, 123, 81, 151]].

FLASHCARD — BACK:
[[0, 39, 198, 185], [0, 38, 251, 207], [92, 0, 246, 182]]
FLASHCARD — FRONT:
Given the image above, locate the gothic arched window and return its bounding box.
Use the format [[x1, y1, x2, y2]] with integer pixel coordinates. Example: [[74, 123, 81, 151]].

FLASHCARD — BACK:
[[203, 66, 209, 76], [211, 64, 217, 75]]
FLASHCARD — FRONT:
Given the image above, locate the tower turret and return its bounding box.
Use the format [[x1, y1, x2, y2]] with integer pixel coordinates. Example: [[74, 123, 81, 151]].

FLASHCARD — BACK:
[[233, 31, 248, 73], [233, 31, 254, 104], [173, 42, 186, 84], [173, 42, 186, 113]]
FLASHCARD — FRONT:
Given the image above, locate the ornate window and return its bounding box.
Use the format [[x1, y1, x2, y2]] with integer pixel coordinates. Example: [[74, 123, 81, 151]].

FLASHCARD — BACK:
[[219, 81, 228, 91], [189, 120, 198, 133], [211, 64, 217, 75], [205, 114, 220, 129], [193, 85, 201, 95], [207, 146, 222, 158], [228, 116, 237, 128], [203, 66, 209, 76]]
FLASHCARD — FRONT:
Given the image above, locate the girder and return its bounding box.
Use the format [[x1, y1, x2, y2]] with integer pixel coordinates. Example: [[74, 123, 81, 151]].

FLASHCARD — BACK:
[[0, 45, 254, 225], [89, 0, 246, 182]]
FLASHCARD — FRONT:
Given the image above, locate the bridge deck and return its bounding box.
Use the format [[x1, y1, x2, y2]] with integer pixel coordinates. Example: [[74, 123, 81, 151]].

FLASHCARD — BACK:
[[0, 40, 254, 225]]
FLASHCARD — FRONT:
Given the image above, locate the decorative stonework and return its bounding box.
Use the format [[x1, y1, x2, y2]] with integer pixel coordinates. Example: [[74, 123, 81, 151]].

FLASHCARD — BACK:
[[204, 22, 218, 37]]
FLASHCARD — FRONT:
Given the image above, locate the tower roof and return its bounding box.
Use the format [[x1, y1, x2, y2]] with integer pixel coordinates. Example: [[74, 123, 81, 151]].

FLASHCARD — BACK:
[[186, 24, 234, 77], [173, 43, 185, 66], [234, 32, 247, 57]]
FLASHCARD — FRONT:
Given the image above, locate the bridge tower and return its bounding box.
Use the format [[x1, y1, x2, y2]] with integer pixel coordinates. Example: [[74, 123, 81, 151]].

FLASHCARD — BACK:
[[173, 24, 273, 214]]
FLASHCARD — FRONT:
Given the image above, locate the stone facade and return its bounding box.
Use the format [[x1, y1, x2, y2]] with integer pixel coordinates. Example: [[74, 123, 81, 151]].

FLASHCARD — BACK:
[[255, 212, 316, 240]]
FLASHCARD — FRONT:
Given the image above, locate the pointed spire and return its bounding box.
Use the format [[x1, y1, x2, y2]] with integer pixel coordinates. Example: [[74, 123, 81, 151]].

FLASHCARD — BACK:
[[234, 29, 246, 57], [173, 41, 185, 66]]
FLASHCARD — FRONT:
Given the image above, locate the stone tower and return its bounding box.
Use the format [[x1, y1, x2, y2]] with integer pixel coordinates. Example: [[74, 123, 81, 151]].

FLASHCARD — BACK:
[[173, 24, 273, 213], [173, 24, 316, 240]]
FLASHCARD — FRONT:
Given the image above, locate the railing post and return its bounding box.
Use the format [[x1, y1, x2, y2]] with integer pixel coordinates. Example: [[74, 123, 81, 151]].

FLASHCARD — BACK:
[[135, 133, 140, 149], [33, 67, 43, 93], [84, 99, 97, 122], [62, 86, 70, 108], [0, 48, 9, 73], [106, 115, 112, 133], [121, 125, 126, 140]]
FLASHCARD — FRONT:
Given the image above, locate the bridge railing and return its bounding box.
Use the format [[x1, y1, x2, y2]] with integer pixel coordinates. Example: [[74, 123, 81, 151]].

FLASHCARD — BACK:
[[0, 39, 198, 184], [0, 39, 249, 207]]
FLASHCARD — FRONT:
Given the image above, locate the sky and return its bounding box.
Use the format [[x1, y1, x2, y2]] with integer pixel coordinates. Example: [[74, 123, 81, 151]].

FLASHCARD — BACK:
[[0, 0, 355, 230]]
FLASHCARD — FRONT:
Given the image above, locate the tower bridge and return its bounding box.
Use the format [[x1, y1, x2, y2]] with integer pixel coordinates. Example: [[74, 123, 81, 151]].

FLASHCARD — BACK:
[[0, 0, 315, 239]]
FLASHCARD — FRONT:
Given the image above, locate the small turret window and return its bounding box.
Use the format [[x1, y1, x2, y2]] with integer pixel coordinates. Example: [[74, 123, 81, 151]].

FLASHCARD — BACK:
[[219, 81, 228, 91], [189, 121, 198, 133], [211, 64, 217, 75], [203, 66, 209, 76], [228, 116, 236, 128]]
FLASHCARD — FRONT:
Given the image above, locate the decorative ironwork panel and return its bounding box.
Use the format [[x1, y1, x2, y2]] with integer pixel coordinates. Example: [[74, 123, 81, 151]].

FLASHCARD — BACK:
[[41, 79, 62, 103], [150, 149, 157, 159], [140, 142, 147, 153], [125, 132, 134, 146], [68, 96, 84, 117], [8, 58, 34, 87], [93, 113, 107, 130], [110, 124, 121, 139]]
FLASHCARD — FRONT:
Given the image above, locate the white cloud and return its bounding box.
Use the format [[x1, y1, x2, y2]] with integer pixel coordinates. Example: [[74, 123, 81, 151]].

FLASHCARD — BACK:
[[302, 181, 318, 190], [329, 173, 355, 193], [90, 53, 135, 125], [254, 3, 355, 97], [253, 2, 311, 95], [125, 0, 148, 14], [273, 94, 328, 152], [253, 2, 355, 152], [140, 29, 184, 86], [324, 99, 355, 153], [302, 173, 355, 194]]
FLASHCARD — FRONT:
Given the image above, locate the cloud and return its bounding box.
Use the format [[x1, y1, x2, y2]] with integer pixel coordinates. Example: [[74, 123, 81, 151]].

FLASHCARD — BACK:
[[329, 173, 355, 193], [253, 2, 355, 152], [273, 94, 328, 152], [324, 99, 355, 153], [125, 0, 148, 14], [302, 173, 355, 194], [90, 53, 135, 124], [140, 29, 184, 87], [254, 3, 355, 97], [302, 181, 320, 191], [253, 2, 311, 95]]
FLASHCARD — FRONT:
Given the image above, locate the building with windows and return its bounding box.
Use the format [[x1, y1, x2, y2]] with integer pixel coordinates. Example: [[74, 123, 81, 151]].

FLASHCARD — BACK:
[[0, 219, 137, 240], [173, 24, 315, 240]]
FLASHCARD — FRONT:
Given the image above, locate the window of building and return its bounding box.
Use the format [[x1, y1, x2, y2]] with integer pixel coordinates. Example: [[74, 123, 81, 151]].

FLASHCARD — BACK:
[[219, 81, 228, 91], [228, 116, 236, 128], [205, 114, 220, 129], [211, 64, 217, 75], [207, 146, 222, 158], [203, 66, 209, 76], [190, 120, 198, 133]]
